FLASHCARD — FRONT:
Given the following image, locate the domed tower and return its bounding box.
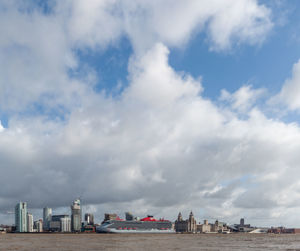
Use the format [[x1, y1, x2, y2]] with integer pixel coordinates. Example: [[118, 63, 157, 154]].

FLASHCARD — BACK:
[[177, 212, 183, 221], [175, 212, 185, 233], [188, 211, 197, 233], [189, 211, 194, 220]]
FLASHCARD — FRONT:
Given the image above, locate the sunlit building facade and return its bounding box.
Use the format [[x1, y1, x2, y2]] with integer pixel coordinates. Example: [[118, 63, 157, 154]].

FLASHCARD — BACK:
[[27, 213, 33, 232]]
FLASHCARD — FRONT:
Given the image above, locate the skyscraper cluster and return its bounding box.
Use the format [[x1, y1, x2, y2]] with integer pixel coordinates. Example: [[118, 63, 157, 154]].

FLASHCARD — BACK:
[[14, 199, 95, 233]]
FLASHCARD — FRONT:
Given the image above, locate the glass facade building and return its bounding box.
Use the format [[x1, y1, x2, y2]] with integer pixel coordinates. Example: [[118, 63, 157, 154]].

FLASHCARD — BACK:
[[15, 202, 27, 232], [43, 207, 52, 231], [84, 213, 94, 225]]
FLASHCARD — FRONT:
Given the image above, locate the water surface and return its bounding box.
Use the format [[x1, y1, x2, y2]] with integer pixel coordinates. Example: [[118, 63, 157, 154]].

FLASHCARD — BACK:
[[1, 233, 300, 250]]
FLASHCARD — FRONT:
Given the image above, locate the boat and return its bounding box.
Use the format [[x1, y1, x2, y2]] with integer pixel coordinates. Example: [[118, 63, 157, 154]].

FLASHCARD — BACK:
[[96, 214, 175, 233], [221, 230, 231, 234]]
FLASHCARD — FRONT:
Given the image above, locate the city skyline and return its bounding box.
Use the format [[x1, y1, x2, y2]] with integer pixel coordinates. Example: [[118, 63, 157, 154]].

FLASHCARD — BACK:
[[2, 1, 300, 228], [2, 199, 296, 229], [7, 199, 298, 234]]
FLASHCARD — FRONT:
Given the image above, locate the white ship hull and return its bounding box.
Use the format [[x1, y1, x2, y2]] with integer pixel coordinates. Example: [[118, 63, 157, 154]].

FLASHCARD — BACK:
[[96, 223, 175, 234]]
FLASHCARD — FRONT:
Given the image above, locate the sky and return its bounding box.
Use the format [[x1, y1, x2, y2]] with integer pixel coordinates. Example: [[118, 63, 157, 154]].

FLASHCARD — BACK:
[[1, 0, 300, 227]]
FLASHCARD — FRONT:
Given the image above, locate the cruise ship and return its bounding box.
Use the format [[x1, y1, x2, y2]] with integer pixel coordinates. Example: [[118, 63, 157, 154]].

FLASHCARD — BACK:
[[96, 213, 175, 233]]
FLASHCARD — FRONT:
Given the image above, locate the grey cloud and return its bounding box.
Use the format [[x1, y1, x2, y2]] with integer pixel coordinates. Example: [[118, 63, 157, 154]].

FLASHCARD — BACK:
[[233, 188, 278, 209]]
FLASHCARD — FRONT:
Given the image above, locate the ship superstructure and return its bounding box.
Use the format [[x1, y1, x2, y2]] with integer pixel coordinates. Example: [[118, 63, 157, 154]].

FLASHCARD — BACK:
[[96, 214, 175, 233]]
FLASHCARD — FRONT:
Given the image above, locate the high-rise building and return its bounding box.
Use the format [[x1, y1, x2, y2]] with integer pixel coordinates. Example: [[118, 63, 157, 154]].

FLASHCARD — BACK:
[[84, 213, 94, 225], [34, 219, 43, 232], [50, 215, 70, 232], [240, 218, 245, 226], [15, 202, 27, 232], [60, 217, 71, 232], [27, 213, 33, 232], [103, 213, 118, 222], [125, 212, 134, 221], [71, 199, 81, 232], [43, 207, 52, 231]]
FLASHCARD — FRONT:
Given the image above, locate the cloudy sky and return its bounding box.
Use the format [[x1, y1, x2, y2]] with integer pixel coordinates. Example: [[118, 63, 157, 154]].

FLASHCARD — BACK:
[[1, 0, 300, 227]]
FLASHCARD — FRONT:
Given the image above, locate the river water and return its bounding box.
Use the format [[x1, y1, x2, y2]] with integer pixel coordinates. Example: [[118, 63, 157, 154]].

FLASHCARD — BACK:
[[1, 233, 300, 250]]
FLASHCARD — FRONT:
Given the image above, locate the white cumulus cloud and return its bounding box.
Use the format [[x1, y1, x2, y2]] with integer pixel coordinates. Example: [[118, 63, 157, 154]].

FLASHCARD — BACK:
[[271, 59, 300, 111], [220, 85, 265, 113], [3, 0, 300, 228]]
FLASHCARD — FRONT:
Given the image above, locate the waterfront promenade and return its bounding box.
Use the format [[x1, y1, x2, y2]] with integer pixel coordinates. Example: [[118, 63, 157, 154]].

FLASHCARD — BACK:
[[1, 233, 300, 250]]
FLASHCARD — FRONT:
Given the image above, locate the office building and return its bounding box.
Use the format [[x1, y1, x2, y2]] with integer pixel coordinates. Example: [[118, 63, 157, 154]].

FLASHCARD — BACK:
[[230, 218, 254, 232], [125, 212, 134, 221], [60, 217, 71, 232], [15, 202, 27, 232], [49, 214, 70, 232], [240, 218, 245, 226], [49, 220, 60, 232], [84, 213, 94, 225], [43, 207, 52, 231], [198, 219, 211, 233], [211, 220, 228, 232], [103, 213, 118, 223], [71, 199, 81, 232], [27, 213, 33, 232], [175, 211, 197, 233], [34, 219, 43, 232]]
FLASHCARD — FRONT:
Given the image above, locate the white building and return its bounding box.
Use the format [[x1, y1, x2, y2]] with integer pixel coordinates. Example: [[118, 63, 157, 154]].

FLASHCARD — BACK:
[[34, 219, 43, 232], [27, 213, 33, 232], [198, 220, 212, 233], [61, 217, 71, 232]]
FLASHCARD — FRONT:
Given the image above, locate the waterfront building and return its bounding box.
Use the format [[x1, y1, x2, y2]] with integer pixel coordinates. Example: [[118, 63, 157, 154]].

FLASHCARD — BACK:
[[0, 225, 13, 233], [61, 217, 71, 232], [27, 213, 33, 232], [211, 220, 228, 233], [125, 212, 134, 221], [43, 207, 52, 231], [49, 221, 60, 232], [71, 199, 82, 232], [175, 211, 197, 233], [15, 202, 27, 232], [188, 212, 197, 233], [84, 213, 94, 225], [267, 227, 300, 234], [34, 219, 43, 232], [82, 224, 96, 233], [240, 218, 245, 226], [175, 212, 186, 232], [50, 215, 70, 232], [229, 218, 254, 232], [103, 213, 118, 223], [198, 219, 211, 233]]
